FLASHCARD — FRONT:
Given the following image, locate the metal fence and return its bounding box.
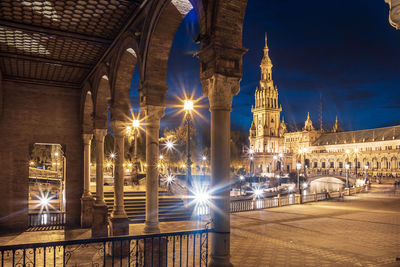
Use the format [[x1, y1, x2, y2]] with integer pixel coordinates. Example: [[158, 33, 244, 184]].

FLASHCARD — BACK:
[[28, 212, 65, 227], [0, 228, 210, 267]]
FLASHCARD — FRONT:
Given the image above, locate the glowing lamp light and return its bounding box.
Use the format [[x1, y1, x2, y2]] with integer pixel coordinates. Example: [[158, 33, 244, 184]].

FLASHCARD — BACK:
[[132, 120, 140, 128], [29, 161, 35, 166], [296, 162, 301, 170], [157, 164, 161, 168], [166, 175, 174, 183], [128, 163, 133, 167], [354, 148, 359, 153], [345, 149, 350, 154], [125, 169, 130, 173], [254, 188, 263, 197], [302, 182, 308, 188], [239, 175, 245, 180], [159, 155, 164, 160], [202, 156, 207, 161], [249, 148, 254, 154], [39, 196, 50, 207], [345, 164, 350, 170], [166, 140, 174, 149], [364, 165, 369, 170], [279, 153, 283, 157], [250, 156, 254, 161], [194, 191, 210, 204], [106, 162, 112, 168], [288, 186, 294, 192], [110, 153, 116, 159], [126, 126, 132, 133], [181, 164, 186, 168], [273, 155, 278, 160], [184, 99, 194, 112], [54, 152, 59, 157]]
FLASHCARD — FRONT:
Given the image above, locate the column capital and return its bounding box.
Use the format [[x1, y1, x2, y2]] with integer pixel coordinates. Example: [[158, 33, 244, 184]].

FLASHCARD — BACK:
[[201, 74, 241, 111], [82, 133, 93, 145], [386, 0, 400, 29], [142, 105, 165, 126], [111, 120, 127, 137], [93, 128, 107, 141]]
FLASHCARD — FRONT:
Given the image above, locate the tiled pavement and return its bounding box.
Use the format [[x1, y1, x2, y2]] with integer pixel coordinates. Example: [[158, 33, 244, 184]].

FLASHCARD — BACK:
[[0, 184, 399, 266], [229, 185, 400, 266]]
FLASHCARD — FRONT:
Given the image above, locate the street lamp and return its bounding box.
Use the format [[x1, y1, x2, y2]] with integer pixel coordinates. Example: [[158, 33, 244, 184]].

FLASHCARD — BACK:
[[345, 163, 350, 188], [354, 148, 359, 177], [364, 165, 369, 185], [239, 175, 245, 195], [249, 148, 254, 175], [132, 118, 140, 179], [184, 99, 194, 188], [273, 155, 278, 175], [296, 162, 301, 193]]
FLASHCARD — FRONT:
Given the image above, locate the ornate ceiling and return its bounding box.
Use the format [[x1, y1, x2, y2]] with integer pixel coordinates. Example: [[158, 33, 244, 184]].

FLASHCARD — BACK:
[[0, 0, 143, 87]]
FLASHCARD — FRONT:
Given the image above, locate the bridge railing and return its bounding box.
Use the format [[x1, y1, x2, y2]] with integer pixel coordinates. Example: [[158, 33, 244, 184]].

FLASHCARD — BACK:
[[0, 228, 211, 267]]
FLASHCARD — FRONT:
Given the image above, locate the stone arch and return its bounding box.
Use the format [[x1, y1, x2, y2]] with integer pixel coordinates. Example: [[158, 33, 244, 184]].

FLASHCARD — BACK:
[[381, 157, 388, 169], [81, 84, 94, 134], [109, 34, 139, 121], [93, 65, 112, 129], [140, 0, 193, 105]]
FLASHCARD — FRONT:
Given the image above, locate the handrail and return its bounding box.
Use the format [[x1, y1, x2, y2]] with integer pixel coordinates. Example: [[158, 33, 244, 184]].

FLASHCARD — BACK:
[[0, 228, 213, 251]]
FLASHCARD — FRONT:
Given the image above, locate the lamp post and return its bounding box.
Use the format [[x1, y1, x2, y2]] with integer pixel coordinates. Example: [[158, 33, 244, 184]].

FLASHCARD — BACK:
[[249, 148, 254, 175], [202, 156, 207, 176], [239, 175, 244, 196], [109, 152, 115, 178], [296, 162, 301, 193], [364, 165, 369, 185], [345, 163, 350, 188], [354, 148, 359, 177], [279, 152, 284, 174], [132, 119, 140, 175], [184, 99, 194, 188], [273, 155, 278, 177]]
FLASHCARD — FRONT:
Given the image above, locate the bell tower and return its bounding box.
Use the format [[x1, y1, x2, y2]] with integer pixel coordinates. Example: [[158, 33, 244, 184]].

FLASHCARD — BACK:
[[250, 34, 282, 153]]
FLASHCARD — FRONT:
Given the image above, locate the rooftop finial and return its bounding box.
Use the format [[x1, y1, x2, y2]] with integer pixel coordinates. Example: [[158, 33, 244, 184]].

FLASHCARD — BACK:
[[265, 32, 268, 47]]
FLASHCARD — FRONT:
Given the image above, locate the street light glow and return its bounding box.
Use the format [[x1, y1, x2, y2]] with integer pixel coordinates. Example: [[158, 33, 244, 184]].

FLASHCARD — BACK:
[[302, 182, 308, 188], [364, 165, 369, 169], [184, 99, 194, 112], [109, 152, 116, 159], [296, 162, 301, 170], [159, 155, 164, 160], [345, 149, 350, 154], [345, 164, 350, 170], [239, 175, 245, 180], [165, 140, 175, 150], [54, 152, 59, 157], [273, 155, 277, 160], [354, 148, 359, 153], [279, 153, 283, 157], [202, 156, 207, 161], [249, 148, 254, 154], [132, 119, 140, 128]]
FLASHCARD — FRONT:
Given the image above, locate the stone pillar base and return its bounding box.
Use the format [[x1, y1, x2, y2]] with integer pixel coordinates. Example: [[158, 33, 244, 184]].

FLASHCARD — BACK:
[[109, 217, 129, 236], [144, 221, 160, 234], [81, 196, 94, 228], [344, 188, 350, 196], [92, 203, 109, 238], [209, 255, 233, 267]]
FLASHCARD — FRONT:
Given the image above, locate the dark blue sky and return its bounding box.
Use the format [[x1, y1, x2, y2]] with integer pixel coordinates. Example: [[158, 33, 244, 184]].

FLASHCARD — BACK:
[[132, 0, 400, 132]]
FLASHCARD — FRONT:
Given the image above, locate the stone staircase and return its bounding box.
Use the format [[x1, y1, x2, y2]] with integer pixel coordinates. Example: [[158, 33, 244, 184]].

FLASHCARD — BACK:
[[93, 191, 193, 224]]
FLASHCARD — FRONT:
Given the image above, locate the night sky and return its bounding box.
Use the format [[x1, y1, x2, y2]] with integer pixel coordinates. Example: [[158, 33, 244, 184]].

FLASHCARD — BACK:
[[131, 0, 400, 133]]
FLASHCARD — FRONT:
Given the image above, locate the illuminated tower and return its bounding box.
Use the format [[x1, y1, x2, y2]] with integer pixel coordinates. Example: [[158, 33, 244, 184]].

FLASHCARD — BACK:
[[249, 34, 284, 153]]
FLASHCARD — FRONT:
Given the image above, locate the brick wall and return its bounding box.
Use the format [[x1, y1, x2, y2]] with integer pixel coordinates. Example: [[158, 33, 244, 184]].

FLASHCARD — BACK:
[[0, 80, 83, 233]]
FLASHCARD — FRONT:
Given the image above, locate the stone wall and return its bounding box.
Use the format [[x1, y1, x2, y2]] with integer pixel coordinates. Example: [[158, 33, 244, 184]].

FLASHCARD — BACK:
[[0, 80, 83, 233]]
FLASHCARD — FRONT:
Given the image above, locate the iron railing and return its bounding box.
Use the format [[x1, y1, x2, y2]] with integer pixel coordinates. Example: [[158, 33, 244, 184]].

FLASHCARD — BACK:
[[0, 228, 211, 267], [28, 212, 65, 227]]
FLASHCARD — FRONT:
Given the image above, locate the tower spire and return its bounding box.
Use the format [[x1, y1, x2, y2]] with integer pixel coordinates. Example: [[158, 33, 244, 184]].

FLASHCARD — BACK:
[[265, 32, 268, 48]]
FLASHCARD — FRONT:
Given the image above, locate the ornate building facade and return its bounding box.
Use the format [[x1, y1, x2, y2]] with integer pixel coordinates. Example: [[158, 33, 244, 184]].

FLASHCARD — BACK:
[[249, 36, 400, 178]]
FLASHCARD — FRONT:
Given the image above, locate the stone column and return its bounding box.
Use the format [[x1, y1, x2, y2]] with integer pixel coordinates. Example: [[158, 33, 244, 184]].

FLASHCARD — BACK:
[[203, 74, 240, 267], [110, 120, 129, 236], [92, 128, 108, 237], [143, 105, 164, 233], [81, 133, 94, 228]]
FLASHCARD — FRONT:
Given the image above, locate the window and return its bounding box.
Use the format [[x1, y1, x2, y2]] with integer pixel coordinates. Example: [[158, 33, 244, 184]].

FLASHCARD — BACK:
[[314, 162, 318, 168], [330, 162, 334, 168], [322, 162, 326, 168], [339, 162, 343, 168]]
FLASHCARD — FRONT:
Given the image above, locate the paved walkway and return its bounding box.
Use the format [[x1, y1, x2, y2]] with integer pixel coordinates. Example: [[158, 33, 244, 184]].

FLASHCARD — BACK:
[[230, 184, 400, 266], [0, 184, 399, 266]]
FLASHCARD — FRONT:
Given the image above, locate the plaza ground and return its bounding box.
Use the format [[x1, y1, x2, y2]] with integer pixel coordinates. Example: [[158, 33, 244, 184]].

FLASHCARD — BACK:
[[1, 183, 399, 266]]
